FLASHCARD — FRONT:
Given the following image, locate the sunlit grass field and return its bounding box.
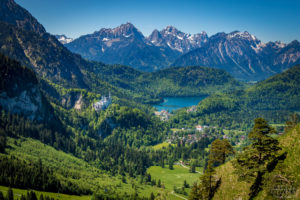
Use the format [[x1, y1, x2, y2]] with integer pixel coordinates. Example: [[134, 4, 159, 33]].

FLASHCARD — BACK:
[[147, 165, 201, 199]]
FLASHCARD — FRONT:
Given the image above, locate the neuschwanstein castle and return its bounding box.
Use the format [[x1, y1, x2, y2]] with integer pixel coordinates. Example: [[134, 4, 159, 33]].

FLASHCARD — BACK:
[[93, 93, 112, 111]]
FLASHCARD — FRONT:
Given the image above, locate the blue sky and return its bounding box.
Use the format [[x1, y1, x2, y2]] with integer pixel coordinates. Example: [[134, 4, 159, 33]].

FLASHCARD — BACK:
[[16, 0, 300, 43]]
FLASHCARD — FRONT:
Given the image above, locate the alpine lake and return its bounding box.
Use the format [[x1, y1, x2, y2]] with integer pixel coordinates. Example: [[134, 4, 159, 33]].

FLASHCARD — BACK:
[[153, 96, 207, 112]]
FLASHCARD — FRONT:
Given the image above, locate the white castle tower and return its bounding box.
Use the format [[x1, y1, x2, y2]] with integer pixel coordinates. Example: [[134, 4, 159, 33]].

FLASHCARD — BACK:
[[93, 92, 112, 111]]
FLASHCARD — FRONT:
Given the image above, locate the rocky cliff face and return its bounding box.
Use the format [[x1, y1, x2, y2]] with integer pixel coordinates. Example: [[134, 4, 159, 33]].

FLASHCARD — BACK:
[[0, 54, 53, 121]]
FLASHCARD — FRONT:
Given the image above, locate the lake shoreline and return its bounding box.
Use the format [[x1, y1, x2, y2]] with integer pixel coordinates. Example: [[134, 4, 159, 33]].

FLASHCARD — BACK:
[[153, 96, 208, 112]]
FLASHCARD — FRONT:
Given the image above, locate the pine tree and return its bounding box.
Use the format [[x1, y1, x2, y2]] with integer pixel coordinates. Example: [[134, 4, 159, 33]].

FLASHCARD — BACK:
[[150, 192, 155, 200], [157, 179, 161, 188], [168, 159, 174, 170], [183, 180, 189, 188], [189, 182, 201, 200], [0, 191, 4, 200], [160, 158, 165, 168], [200, 161, 218, 199], [233, 118, 281, 199], [189, 162, 196, 173], [189, 155, 221, 199], [209, 139, 234, 165], [7, 188, 13, 200], [284, 114, 299, 133]]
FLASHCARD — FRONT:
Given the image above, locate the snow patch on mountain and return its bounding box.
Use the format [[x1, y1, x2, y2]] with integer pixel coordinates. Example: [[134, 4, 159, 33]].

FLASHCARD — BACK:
[[55, 34, 73, 44]]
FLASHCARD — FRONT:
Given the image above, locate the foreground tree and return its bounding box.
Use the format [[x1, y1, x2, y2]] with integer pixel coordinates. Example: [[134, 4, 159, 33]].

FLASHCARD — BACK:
[[209, 139, 234, 166], [189, 137, 226, 200], [233, 118, 281, 199], [189, 161, 221, 200], [284, 114, 299, 133]]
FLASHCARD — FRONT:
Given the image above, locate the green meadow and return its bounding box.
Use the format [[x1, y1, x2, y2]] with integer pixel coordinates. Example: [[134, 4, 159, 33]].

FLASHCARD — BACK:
[[147, 165, 201, 198]]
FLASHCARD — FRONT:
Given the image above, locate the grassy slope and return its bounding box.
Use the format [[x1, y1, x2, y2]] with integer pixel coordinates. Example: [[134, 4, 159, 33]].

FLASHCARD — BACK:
[[148, 165, 201, 199], [255, 124, 300, 199], [213, 162, 250, 200], [152, 142, 175, 150], [212, 124, 300, 200], [3, 137, 159, 199], [0, 186, 90, 200]]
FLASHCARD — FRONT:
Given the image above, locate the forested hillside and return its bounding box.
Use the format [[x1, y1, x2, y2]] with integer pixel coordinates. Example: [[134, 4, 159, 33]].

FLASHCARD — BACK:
[[170, 65, 300, 130], [90, 64, 242, 98]]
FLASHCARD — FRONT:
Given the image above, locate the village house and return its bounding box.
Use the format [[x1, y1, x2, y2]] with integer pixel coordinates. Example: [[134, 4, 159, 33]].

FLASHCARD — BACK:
[[195, 125, 209, 131]]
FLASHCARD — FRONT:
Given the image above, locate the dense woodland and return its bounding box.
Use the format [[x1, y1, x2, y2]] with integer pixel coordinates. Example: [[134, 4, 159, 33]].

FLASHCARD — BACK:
[[170, 65, 300, 131]]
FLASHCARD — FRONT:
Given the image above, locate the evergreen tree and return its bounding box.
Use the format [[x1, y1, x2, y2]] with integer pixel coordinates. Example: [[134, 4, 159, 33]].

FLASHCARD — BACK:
[[27, 191, 38, 200], [0, 129, 6, 153], [209, 139, 234, 165], [284, 114, 299, 133], [189, 162, 196, 173], [160, 158, 164, 168], [0, 191, 4, 200], [150, 192, 155, 200], [7, 188, 13, 200], [199, 161, 219, 199], [168, 159, 174, 170], [157, 179, 161, 188], [233, 118, 281, 199], [189, 182, 201, 200], [189, 156, 221, 199], [183, 180, 189, 188]]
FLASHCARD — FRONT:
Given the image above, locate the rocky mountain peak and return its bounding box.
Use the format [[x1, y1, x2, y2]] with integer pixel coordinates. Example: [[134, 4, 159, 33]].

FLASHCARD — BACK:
[[93, 22, 144, 40], [164, 25, 180, 34], [112, 22, 144, 39], [55, 35, 73, 44], [149, 26, 208, 53], [227, 31, 257, 41]]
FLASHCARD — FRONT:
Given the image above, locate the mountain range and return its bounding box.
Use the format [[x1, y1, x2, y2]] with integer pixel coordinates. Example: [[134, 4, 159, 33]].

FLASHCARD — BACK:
[[65, 23, 300, 81], [173, 31, 300, 81]]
